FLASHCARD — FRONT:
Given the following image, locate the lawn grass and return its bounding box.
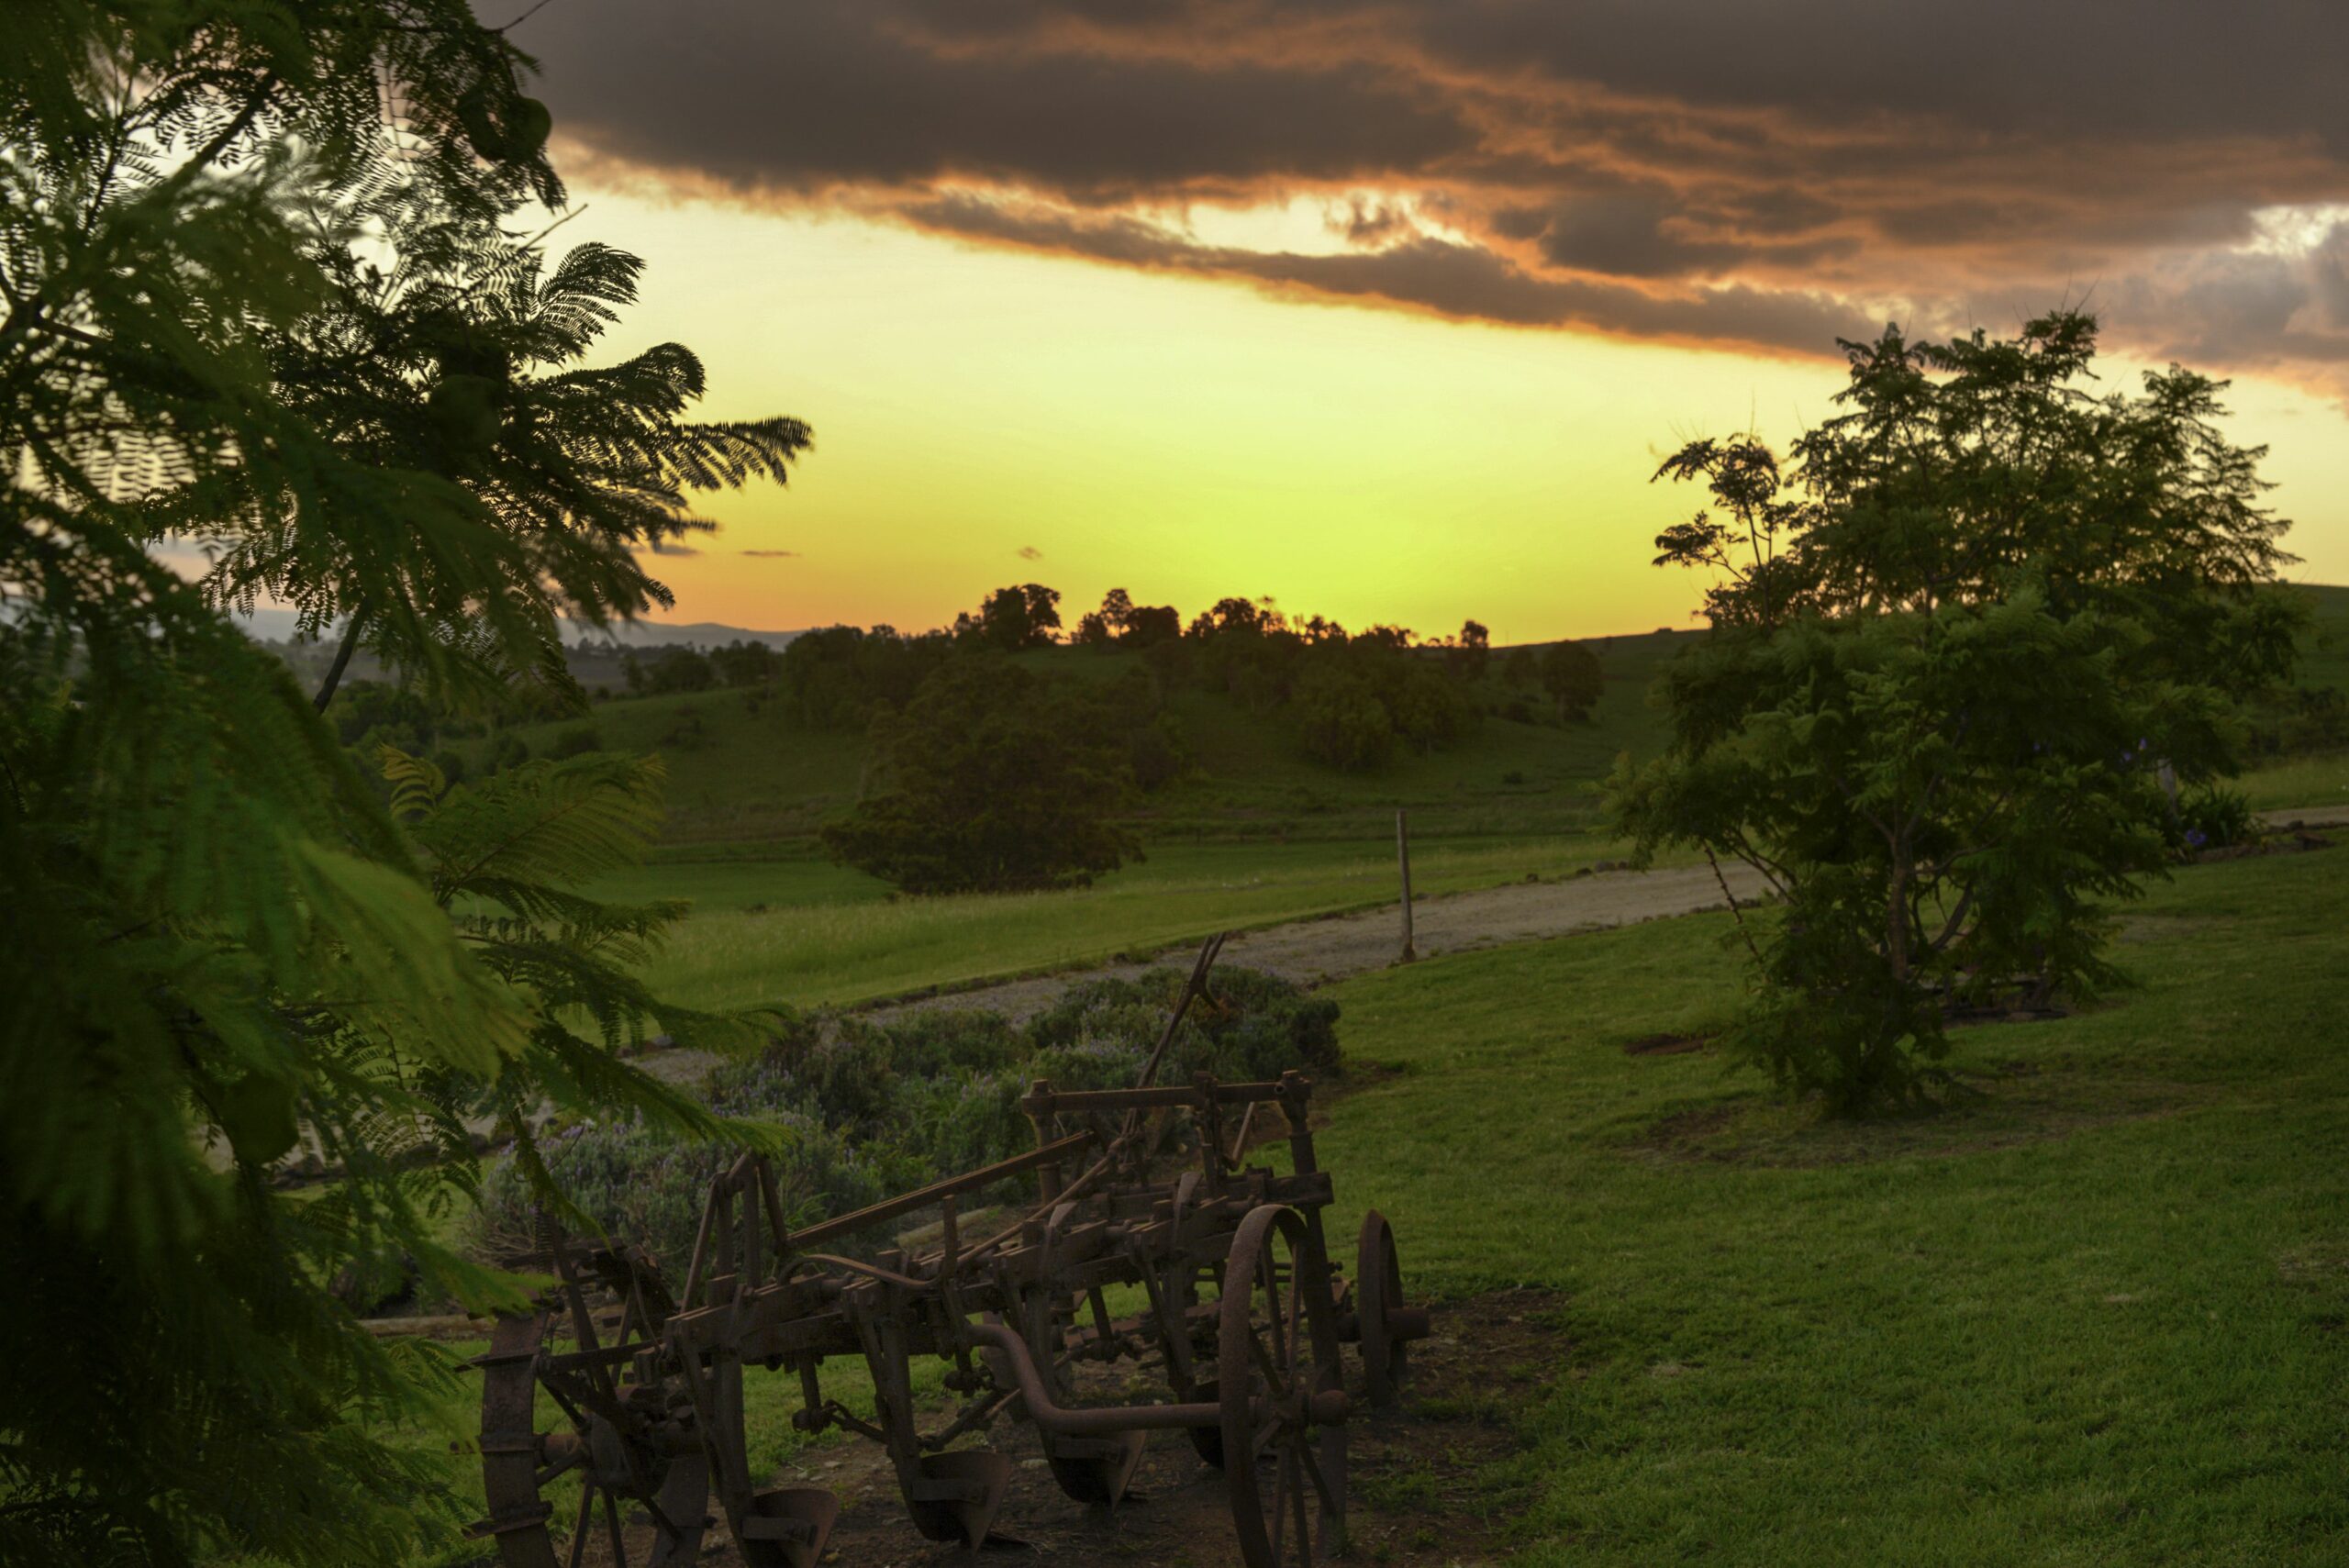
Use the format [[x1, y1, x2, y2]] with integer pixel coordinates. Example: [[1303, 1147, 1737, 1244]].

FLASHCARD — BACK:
[[1310, 847, 2349, 1564], [2240, 749, 2349, 814]]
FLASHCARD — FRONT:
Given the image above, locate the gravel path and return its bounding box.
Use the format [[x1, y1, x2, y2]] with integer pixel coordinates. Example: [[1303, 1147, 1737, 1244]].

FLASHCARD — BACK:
[[627, 860, 1766, 1085], [870, 860, 1769, 1026], [864, 801, 2343, 1025], [2264, 804, 2349, 830]]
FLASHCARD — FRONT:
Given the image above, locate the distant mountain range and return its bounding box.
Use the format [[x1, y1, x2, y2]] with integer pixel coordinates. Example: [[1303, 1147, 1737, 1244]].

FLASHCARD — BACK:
[[559, 618, 804, 650], [232, 607, 801, 649]]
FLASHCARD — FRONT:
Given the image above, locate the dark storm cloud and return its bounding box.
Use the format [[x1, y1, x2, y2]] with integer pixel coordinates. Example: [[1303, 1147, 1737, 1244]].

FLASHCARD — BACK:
[[523, 0, 1475, 203], [517, 1, 2349, 388], [898, 193, 1877, 354]]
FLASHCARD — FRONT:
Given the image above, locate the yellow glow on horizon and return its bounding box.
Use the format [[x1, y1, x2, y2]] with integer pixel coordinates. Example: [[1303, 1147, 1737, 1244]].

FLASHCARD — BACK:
[[568, 187, 2349, 643]]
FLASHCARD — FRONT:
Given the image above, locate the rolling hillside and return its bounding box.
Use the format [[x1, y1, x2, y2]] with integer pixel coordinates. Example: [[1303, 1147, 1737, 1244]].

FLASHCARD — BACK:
[[462, 624, 1698, 851], [461, 585, 2348, 858]]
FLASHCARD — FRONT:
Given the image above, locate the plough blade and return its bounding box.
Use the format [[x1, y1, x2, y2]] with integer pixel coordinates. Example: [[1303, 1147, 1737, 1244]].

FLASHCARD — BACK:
[[1044, 1428, 1147, 1506], [904, 1450, 1014, 1549], [736, 1485, 840, 1568]]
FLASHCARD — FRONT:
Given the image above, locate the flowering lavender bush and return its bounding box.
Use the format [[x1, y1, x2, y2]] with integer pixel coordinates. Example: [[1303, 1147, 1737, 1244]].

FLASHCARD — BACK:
[[473, 965, 1340, 1264], [2177, 784, 2256, 852], [473, 1109, 927, 1271]]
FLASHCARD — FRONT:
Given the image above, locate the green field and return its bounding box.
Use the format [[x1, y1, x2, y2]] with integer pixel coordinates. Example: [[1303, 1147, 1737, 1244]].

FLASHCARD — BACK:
[[625, 830, 1641, 1009], [1311, 847, 2349, 1563], [484, 584, 2345, 1012], [2241, 749, 2349, 813]]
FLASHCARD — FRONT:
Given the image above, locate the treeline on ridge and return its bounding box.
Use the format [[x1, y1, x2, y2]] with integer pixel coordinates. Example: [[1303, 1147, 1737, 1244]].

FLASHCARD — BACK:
[[772, 582, 1605, 775], [794, 584, 1604, 894]]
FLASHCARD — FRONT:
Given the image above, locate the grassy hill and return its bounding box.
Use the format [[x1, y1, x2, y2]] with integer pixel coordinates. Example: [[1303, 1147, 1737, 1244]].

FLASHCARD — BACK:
[[469, 585, 2347, 851], [435, 588, 2349, 975], [469, 623, 1698, 851], [368, 604, 2349, 1561]]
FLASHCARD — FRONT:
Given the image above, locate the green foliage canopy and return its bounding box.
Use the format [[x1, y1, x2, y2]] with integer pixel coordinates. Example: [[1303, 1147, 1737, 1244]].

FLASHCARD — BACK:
[[1540, 639, 1604, 721], [956, 581, 1062, 651], [1614, 311, 2299, 1113], [204, 223, 808, 710], [823, 658, 1143, 894], [0, 6, 793, 1561]]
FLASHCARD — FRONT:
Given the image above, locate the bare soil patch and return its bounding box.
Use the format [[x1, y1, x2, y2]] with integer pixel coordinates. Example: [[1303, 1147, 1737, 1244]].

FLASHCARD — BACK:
[[589, 1290, 1564, 1568], [1621, 1032, 1709, 1057]]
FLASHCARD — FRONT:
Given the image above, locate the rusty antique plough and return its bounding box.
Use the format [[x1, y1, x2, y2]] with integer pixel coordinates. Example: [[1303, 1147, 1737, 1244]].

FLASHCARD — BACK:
[[471, 941, 1428, 1568]]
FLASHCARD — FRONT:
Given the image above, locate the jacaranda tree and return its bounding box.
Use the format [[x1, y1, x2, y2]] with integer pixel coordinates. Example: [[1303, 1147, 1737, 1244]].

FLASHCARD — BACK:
[[204, 213, 809, 710], [0, 6, 797, 1562], [1613, 311, 2299, 1113]]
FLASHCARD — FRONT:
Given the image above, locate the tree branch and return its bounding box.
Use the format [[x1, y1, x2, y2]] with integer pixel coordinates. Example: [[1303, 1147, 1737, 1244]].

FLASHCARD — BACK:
[[1924, 885, 1976, 956], [1705, 845, 1765, 967], [169, 72, 282, 192], [313, 611, 366, 711]]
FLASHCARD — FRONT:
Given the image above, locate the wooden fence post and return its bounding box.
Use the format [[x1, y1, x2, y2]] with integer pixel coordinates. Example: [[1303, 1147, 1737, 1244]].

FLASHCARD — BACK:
[[1397, 808, 1417, 963]]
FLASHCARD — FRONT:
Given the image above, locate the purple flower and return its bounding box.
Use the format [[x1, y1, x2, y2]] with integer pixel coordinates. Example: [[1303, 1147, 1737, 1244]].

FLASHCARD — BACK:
[[2186, 828, 2208, 849]]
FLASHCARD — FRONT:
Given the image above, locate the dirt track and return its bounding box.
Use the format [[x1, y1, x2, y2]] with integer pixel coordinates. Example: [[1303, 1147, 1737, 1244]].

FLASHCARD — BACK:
[[873, 859, 1769, 1026], [623, 859, 1770, 1089], [874, 805, 2345, 1024]]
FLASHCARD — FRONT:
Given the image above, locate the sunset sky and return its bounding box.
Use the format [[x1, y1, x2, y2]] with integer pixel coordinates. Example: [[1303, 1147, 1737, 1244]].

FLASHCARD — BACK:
[[507, 1, 2349, 644]]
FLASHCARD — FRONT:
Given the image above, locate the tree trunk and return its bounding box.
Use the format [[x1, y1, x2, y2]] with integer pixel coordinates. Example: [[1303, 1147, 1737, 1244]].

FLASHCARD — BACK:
[[1885, 841, 1911, 983], [312, 615, 365, 713]]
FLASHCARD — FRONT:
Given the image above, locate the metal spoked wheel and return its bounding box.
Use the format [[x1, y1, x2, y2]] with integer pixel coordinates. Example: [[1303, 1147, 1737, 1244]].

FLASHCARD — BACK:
[[1217, 1205, 1347, 1567], [473, 1241, 708, 1568], [1184, 1251, 1233, 1469], [1355, 1209, 1411, 1409]]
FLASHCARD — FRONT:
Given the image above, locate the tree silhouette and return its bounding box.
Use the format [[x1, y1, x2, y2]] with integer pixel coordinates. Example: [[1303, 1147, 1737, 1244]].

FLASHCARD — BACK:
[[957, 582, 1063, 651], [1540, 640, 1604, 720], [196, 221, 807, 711], [823, 659, 1139, 892]]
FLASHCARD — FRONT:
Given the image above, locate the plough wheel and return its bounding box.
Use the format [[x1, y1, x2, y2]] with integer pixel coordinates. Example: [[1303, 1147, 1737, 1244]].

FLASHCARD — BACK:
[[1218, 1205, 1347, 1567], [473, 1296, 708, 1568], [1355, 1209, 1416, 1409]]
